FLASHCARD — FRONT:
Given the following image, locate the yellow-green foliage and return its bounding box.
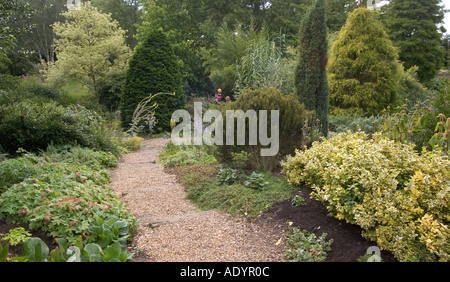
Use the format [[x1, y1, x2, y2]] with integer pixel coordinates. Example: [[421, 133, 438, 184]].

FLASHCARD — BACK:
[[327, 8, 403, 115], [282, 132, 450, 262], [114, 136, 144, 154], [122, 136, 144, 151]]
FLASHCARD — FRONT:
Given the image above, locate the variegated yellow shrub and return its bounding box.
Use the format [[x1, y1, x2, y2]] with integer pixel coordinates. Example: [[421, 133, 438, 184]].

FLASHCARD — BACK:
[[282, 132, 450, 261]]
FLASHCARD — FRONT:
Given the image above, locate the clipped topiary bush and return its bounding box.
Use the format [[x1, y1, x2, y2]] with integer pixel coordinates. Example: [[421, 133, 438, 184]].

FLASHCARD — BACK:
[[120, 29, 185, 133], [282, 132, 450, 262]]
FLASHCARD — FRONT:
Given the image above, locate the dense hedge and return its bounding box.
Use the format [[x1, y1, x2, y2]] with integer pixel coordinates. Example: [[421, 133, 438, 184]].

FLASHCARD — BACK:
[[0, 100, 118, 155], [282, 132, 450, 262]]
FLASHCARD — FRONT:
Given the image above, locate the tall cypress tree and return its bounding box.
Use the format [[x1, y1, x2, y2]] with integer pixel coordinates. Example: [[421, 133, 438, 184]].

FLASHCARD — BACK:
[[294, 0, 329, 137], [120, 29, 184, 133], [382, 0, 446, 85]]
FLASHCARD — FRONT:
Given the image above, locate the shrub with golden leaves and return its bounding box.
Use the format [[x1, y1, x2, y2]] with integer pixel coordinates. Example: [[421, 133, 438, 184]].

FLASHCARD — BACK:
[[282, 132, 450, 261]]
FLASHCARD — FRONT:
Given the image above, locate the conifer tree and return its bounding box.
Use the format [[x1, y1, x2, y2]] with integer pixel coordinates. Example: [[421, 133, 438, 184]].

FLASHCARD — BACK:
[[382, 0, 446, 85], [294, 0, 329, 136], [120, 29, 184, 133], [327, 8, 403, 116]]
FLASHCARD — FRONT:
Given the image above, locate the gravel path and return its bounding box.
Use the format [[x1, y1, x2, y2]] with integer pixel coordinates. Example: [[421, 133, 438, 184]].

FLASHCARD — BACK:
[[110, 138, 284, 262]]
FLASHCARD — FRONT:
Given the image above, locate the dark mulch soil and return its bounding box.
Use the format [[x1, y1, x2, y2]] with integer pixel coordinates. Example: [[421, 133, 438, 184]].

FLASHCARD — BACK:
[[252, 188, 398, 262], [0, 219, 57, 258]]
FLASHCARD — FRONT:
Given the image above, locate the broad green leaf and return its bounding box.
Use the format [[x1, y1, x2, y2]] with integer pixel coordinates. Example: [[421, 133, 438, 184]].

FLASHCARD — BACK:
[[84, 243, 102, 256], [104, 242, 122, 259], [88, 226, 102, 235], [23, 238, 49, 262], [0, 243, 9, 262]]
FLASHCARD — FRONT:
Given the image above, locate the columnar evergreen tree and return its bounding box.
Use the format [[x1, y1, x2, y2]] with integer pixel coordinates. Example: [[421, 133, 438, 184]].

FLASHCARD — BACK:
[[382, 0, 446, 85], [294, 0, 329, 136], [120, 29, 184, 133], [327, 8, 403, 116]]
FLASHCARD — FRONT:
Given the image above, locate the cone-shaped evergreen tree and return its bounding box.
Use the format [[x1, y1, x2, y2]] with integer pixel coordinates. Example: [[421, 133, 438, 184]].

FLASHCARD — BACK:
[[382, 0, 445, 85], [327, 8, 403, 116], [294, 0, 329, 137], [120, 29, 184, 132]]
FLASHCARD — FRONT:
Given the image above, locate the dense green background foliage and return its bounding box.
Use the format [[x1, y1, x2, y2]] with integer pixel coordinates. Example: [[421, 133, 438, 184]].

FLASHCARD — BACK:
[[382, 0, 446, 85], [0, 101, 118, 155]]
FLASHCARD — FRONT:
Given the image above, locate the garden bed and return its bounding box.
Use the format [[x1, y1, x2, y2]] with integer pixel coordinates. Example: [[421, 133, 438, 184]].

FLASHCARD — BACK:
[[252, 188, 397, 262]]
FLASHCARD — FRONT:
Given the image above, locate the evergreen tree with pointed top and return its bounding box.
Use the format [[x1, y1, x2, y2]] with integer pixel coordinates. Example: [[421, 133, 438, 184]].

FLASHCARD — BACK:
[[120, 29, 184, 133], [382, 0, 446, 85], [294, 0, 329, 137], [327, 8, 403, 116]]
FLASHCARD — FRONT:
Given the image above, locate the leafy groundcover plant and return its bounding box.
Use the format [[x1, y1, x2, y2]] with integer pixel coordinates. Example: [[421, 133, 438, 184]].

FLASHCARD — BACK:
[[284, 225, 333, 262], [0, 148, 137, 246], [282, 132, 450, 262], [1, 218, 134, 262]]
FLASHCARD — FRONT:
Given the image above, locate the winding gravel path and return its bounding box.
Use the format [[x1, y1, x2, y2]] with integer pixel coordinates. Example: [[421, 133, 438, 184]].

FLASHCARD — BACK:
[[110, 138, 284, 262]]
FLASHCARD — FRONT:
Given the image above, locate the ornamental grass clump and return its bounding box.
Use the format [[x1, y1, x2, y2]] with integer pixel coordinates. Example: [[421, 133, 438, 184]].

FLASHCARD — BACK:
[[282, 132, 450, 262]]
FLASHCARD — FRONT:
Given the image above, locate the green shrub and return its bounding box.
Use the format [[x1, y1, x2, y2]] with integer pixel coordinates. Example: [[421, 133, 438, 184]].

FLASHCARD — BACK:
[[282, 132, 450, 262], [120, 29, 185, 133], [294, 0, 329, 136], [381, 79, 450, 153], [328, 8, 403, 115], [230, 150, 250, 169], [328, 114, 383, 134], [159, 142, 217, 168], [21, 79, 63, 100], [0, 100, 119, 155], [213, 87, 315, 171], [0, 161, 136, 244], [97, 73, 126, 112], [0, 158, 38, 193]]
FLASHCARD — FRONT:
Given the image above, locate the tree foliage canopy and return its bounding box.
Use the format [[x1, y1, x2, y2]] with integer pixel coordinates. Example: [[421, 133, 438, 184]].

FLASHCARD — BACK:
[[46, 2, 132, 99], [382, 0, 446, 85]]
